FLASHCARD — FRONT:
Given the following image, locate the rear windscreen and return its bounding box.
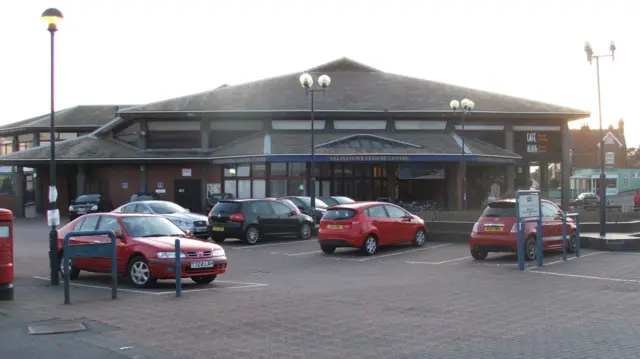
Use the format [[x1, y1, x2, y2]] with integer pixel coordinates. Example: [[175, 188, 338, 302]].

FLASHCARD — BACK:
[[212, 201, 240, 214], [323, 208, 357, 220], [481, 203, 516, 217]]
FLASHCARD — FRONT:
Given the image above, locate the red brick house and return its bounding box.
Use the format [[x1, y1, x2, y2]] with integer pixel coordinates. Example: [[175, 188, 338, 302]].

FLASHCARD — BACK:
[[569, 120, 627, 170]]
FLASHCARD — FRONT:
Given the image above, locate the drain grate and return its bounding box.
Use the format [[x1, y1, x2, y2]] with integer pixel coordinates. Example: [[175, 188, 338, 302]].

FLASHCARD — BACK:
[[28, 321, 87, 335]]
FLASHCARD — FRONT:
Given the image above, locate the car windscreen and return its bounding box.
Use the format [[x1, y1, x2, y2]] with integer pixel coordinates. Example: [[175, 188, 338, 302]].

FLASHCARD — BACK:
[[333, 197, 355, 204], [74, 194, 100, 203], [121, 216, 185, 237], [212, 201, 241, 214], [147, 202, 188, 214], [132, 194, 156, 201], [323, 208, 357, 220], [318, 197, 338, 206], [481, 202, 516, 217], [297, 197, 328, 208]]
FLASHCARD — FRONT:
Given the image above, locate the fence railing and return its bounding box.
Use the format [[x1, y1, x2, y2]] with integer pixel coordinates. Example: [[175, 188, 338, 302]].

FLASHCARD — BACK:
[[417, 207, 640, 223]]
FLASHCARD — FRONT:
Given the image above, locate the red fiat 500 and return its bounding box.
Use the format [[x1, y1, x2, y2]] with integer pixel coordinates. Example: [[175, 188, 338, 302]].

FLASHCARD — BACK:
[[318, 202, 427, 255], [57, 213, 228, 288], [469, 199, 576, 261]]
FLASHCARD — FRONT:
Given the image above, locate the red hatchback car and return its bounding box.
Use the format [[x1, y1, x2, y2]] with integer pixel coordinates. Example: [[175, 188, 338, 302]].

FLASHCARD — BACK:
[[317, 202, 427, 255], [469, 199, 577, 261], [57, 213, 228, 288]]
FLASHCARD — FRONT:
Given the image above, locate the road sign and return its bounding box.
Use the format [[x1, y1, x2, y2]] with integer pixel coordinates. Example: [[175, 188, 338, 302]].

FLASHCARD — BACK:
[[517, 192, 540, 218]]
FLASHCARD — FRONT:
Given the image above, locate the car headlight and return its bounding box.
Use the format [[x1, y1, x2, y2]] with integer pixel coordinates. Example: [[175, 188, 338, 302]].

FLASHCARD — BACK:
[[472, 222, 479, 233], [212, 249, 225, 257], [68, 205, 74, 211], [157, 252, 186, 259], [90, 205, 98, 211], [172, 220, 192, 229]]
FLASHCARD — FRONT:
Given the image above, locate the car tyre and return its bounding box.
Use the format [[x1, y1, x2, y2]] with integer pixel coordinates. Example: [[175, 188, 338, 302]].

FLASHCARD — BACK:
[[412, 228, 427, 246], [567, 234, 577, 253], [58, 251, 80, 280], [298, 223, 312, 240], [210, 235, 226, 243], [127, 256, 157, 288], [191, 275, 217, 285], [470, 246, 488, 260], [360, 235, 378, 256], [244, 225, 260, 245], [320, 245, 336, 254], [525, 236, 537, 261]]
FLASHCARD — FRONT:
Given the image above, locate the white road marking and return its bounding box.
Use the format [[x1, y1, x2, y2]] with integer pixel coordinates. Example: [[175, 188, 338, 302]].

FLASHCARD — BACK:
[[230, 240, 312, 249], [404, 256, 472, 265], [285, 250, 323, 256], [528, 271, 640, 284], [528, 251, 604, 269], [32, 276, 268, 296], [357, 243, 451, 261]]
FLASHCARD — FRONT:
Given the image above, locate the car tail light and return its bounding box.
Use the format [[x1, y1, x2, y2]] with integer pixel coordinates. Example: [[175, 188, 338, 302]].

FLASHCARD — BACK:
[[229, 213, 244, 222], [510, 223, 518, 233], [472, 222, 479, 233]]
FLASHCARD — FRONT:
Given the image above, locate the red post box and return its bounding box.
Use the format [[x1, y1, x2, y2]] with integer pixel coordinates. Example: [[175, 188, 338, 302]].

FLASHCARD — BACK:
[[0, 208, 14, 301]]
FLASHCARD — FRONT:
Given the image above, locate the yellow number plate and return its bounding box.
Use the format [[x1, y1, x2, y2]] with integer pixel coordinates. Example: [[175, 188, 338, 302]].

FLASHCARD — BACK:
[[484, 227, 503, 232], [212, 227, 224, 232], [327, 224, 343, 230]]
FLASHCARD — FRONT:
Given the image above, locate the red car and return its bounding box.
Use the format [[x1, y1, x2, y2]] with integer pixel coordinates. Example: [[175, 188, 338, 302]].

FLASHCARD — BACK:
[[317, 202, 427, 255], [470, 199, 577, 261], [57, 213, 228, 288]]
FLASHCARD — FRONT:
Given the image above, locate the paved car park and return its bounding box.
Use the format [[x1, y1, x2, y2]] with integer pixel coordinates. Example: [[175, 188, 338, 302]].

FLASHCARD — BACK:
[[5, 220, 640, 359]]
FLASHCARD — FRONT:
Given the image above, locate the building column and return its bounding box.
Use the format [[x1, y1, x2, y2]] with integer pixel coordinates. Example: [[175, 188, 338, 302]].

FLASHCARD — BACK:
[[76, 165, 86, 196], [505, 126, 516, 195], [139, 165, 148, 192], [561, 122, 571, 210], [539, 160, 549, 198], [200, 119, 210, 150], [386, 163, 397, 199], [446, 163, 458, 210], [12, 167, 25, 218]]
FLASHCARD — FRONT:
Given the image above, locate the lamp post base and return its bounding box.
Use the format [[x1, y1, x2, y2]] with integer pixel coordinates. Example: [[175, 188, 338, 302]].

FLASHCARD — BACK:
[[0, 283, 14, 301], [49, 228, 59, 286]]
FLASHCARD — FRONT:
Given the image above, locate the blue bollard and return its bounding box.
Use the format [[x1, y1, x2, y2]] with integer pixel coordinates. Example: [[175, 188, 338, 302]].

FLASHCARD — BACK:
[[175, 239, 182, 298], [517, 221, 525, 270], [562, 213, 567, 261]]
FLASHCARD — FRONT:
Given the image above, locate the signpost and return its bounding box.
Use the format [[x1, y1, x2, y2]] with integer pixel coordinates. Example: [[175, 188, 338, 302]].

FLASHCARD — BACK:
[[515, 190, 543, 270]]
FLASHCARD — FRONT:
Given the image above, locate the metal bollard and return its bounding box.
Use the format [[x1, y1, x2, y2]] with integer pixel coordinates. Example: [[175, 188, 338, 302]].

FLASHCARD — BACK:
[[517, 221, 525, 271], [562, 213, 567, 261], [536, 216, 543, 267], [175, 239, 182, 297], [575, 215, 581, 258]]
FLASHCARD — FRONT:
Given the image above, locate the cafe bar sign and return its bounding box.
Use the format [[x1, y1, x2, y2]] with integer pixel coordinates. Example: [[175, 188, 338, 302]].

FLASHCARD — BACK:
[[525, 132, 548, 153]]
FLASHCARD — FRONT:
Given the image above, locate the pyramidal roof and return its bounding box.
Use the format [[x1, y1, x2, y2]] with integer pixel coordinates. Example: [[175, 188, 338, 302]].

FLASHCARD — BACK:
[[120, 57, 590, 116]]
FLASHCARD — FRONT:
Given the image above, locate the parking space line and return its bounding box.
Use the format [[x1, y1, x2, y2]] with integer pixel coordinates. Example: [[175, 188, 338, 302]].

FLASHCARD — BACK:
[[404, 256, 472, 265], [153, 283, 268, 295], [285, 250, 323, 256], [528, 271, 640, 284], [230, 240, 312, 249], [32, 276, 162, 295], [358, 243, 451, 261], [528, 251, 605, 270]]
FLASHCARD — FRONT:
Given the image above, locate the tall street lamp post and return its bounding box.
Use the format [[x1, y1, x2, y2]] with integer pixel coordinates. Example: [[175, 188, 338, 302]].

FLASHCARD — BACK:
[[450, 99, 475, 210], [584, 41, 616, 237], [299, 73, 331, 210], [42, 8, 63, 286]]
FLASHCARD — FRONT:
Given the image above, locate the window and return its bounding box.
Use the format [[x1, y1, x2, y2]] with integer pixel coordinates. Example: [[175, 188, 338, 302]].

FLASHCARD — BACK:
[[136, 204, 153, 214], [604, 135, 615, 145], [334, 120, 387, 130], [249, 201, 274, 215], [73, 219, 85, 231], [147, 202, 187, 214], [237, 165, 250, 177], [238, 180, 251, 199], [271, 120, 326, 130], [541, 202, 561, 217], [288, 163, 306, 176], [268, 201, 292, 215], [481, 202, 515, 217], [287, 197, 305, 208], [324, 209, 357, 220], [394, 120, 447, 130], [224, 165, 237, 177], [269, 179, 287, 197], [605, 152, 615, 165], [270, 163, 287, 176], [251, 163, 266, 177], [120, 204, 137, 213], [623, 173, 630, 186], [288, 178, 306, 196], [384, 205, 407, 218], [252, 180, 266, 198], [97, 216, 121, 231], [79, 215, 99, 231], [366, 205, 388, 218], [224, 180, 237, 196]]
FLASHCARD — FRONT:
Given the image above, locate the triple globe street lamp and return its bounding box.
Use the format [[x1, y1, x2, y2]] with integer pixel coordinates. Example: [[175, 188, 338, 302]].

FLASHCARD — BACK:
[[584, 40, 616, 237], [299, 73, 331, 210], [450, 99, 475, 210], [42, 8, 63, 286]]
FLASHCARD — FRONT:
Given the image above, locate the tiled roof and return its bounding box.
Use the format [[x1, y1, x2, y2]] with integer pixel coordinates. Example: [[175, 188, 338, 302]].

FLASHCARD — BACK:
[[570, 127, 626, 150], [121, 57, 589, 116]]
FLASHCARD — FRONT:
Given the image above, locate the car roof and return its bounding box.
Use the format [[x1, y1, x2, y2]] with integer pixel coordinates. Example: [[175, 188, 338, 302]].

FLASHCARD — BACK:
[[489, 198, 556, 205], [127, 200, 176, 205], [84, 212, 163, 218], [328, 201, 391, 210]]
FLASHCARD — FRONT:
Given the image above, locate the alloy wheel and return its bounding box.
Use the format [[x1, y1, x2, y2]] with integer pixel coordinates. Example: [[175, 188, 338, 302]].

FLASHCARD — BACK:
[[526, 238, 537, 260], [246, 227, 259, 244], [415, 229, 426, 246], [130, 261, 150, 285], [364, 236, 377, 255], [300, 224, 312, 239]]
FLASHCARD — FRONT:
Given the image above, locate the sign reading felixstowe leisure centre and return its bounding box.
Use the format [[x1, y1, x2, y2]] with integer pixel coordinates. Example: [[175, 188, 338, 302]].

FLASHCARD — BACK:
[[211, 154, 520, 164], [517, 192, 540, 218]]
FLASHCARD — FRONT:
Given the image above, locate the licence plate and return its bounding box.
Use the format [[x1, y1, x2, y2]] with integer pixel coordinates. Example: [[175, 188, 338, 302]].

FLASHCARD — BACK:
[[327, 224, 343, 230], [211, 227, 224, 232], [77, 209, 86, 214], [484, 226, 503, 232], [191, 260, 214, 269], [196, 227, 207, 232]]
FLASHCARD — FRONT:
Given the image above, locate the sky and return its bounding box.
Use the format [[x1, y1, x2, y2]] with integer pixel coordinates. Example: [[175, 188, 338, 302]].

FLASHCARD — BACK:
[[2, 0, 637, 144]]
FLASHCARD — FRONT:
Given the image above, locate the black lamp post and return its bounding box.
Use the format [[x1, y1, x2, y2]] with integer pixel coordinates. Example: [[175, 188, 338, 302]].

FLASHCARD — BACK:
[[42, 8, 63, 286], [450, 98, 475, 210], [299, 73, 331, 210], [584, 40, 616, 237]]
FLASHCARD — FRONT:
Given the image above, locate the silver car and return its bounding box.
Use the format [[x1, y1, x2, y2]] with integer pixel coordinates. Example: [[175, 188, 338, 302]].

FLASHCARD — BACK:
[[113, 200, 210, 239]]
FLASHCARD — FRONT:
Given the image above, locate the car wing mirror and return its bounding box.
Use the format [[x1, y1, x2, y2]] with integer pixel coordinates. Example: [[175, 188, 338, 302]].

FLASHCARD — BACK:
[[403, 214, 412, 221], [184, 229, 192, 237], [113, 229, 124, 239]]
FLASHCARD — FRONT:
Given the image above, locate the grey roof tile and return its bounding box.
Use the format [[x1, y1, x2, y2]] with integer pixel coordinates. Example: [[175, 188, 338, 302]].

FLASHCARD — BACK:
[[122, 58, 588, 115]]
